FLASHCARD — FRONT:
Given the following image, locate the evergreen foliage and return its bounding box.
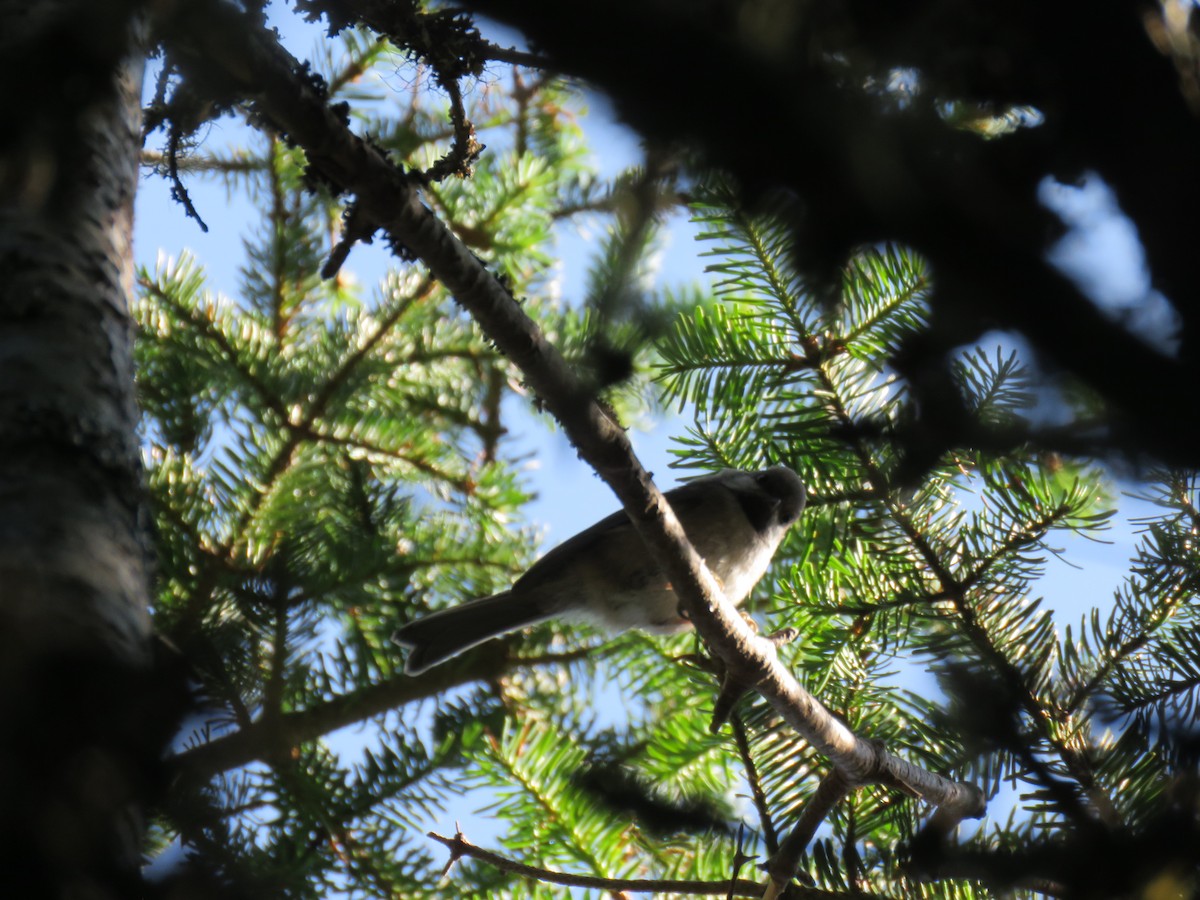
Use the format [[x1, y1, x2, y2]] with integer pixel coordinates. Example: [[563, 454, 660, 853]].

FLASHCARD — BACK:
[[137, 19, 1200, 900]]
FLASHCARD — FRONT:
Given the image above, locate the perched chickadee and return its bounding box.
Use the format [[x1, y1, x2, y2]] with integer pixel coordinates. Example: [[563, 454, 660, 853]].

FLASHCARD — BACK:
[[395, 466, 806, 675]]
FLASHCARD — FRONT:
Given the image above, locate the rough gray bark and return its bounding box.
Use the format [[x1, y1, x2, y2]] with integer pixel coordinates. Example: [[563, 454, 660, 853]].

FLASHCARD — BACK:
[[0, 3, 161, 896]]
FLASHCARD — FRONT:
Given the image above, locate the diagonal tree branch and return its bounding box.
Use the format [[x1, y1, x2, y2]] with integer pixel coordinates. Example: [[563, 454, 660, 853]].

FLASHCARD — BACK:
[[173, 642, 592, 778]]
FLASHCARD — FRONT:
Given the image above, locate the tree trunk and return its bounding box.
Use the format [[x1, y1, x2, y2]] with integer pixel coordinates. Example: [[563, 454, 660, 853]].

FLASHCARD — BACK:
[[0, 3, 164, 895]]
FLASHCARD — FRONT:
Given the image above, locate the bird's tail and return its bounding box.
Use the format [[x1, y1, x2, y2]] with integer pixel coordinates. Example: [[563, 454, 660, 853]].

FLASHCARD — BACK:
[[394, 590, 551, 675]]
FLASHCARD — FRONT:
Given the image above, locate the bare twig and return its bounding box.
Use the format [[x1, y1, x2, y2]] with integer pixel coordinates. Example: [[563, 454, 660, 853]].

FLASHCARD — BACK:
[[167, 118, 209, 231], [427, 829, 765, 897], [421, 74, 483, 183], [728, 825, 757, 900], [765, 769, 853, 898], [730, 713, 778, 856], [327, 0, 554, 72], [482, 42, 553, 70], [321, 201, 378, 278]]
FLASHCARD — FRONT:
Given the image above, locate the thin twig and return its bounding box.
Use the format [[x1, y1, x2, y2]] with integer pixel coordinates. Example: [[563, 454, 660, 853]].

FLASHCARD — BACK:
[[730, 712, 778, 855], [765, 769, 853, 898], [321, 201, 378, 279], [481, 42, 553, 69], [727, 824, 757, 900], [428, 830, 766, 897], [421, 74, 483, 183], [167, 119, 209, 232]]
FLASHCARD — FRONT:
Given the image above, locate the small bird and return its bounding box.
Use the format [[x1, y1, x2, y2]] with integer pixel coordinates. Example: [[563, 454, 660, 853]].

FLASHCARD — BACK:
[[395, 466, 806, 674]]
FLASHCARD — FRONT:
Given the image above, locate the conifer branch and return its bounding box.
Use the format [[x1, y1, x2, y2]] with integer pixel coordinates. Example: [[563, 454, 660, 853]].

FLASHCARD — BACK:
[[141, 148, 265, 174], [791, 299, 1114, 824], [306, 274, 436, 417], [295, 424, 473, 490], [730, 712, 778, 855], [137, 274, 290, 424]]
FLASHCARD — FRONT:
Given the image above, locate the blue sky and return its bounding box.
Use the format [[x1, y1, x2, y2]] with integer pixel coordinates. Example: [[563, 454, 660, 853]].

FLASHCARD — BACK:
[[1041, 175, 1180, 354]]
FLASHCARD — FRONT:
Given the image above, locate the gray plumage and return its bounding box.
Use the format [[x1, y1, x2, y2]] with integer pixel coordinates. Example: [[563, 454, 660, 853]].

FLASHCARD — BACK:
[[395, 465, 805, 674]]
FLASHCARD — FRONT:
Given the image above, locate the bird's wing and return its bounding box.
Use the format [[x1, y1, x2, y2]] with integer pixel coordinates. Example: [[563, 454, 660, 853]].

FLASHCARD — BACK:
[[515, 477, 727, 594]]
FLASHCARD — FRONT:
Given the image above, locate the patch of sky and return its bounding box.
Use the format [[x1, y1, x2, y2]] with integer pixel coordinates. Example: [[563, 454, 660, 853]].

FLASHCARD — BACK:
[[1039, 173, 1180, 354]]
